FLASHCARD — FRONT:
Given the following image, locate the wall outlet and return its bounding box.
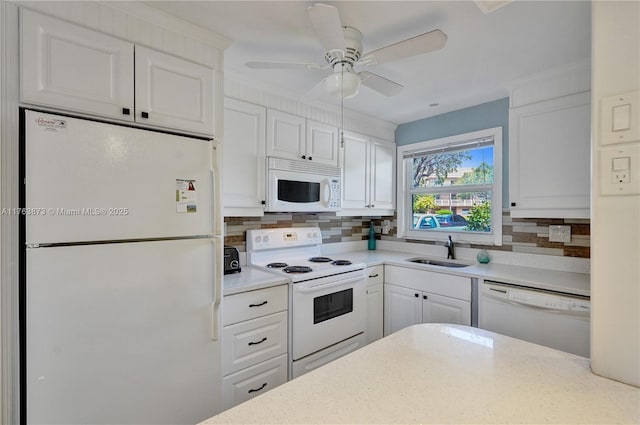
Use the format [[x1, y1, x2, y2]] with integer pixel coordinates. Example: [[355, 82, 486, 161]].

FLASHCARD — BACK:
[[382, 220, 391, 234], [549, 225, 571, 243]]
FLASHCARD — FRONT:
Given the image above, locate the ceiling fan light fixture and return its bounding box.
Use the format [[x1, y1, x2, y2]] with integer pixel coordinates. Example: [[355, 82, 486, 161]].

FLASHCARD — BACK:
[[325, 72, 360, 99]]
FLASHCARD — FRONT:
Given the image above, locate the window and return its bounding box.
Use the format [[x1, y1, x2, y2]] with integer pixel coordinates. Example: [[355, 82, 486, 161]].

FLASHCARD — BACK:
[[397, 127, 502, 245]]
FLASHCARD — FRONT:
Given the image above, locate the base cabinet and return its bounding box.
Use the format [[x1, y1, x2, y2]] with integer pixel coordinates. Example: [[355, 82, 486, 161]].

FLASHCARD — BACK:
[[384, 266, 471, 335], [222, 354, 287, 410], [222, 285, 288, 410], [365, 265, 384, 344]]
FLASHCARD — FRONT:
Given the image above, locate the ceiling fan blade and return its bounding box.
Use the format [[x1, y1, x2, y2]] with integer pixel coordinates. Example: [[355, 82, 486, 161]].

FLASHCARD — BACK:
[[246, 61, 323, 70], [359, 71, 404, 97], [306, 3, 345, 52], [360, 29, 448, 66]]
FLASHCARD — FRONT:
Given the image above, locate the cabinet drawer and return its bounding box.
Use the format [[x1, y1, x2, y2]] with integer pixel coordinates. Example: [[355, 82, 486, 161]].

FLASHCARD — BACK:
[[222, 354, 287, 410], [385, 265, 471, 301], [223, 311, 287, 375], [223, 284, 288, 326], [366, 265, 384, 286]]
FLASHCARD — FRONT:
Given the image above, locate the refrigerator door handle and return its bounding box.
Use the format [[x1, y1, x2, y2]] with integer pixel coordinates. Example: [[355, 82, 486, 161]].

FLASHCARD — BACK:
[[211, 236, 224, 341]]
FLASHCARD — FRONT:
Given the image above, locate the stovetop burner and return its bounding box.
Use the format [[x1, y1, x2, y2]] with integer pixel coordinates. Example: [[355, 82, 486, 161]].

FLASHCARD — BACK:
[[266, 262, 288, 268], [308, 256, 333, 263], [283, 266, 313, 274], [331, 260, 353, 266]]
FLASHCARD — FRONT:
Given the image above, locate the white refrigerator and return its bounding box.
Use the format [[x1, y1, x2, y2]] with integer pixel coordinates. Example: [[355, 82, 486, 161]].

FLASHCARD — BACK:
[[23, 110, 223, 424]]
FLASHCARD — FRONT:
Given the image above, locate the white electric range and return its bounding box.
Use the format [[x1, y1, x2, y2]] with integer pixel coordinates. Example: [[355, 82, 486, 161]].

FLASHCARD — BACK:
[[247, 227, 367, 378]]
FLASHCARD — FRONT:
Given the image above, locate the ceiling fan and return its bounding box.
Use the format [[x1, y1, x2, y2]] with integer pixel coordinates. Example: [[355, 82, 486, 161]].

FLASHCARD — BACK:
[[246, 3, 448, 99]]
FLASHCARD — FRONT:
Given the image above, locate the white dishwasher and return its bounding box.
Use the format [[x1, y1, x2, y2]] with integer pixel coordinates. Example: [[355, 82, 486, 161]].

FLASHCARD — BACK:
[[479, 280, 590, 357]]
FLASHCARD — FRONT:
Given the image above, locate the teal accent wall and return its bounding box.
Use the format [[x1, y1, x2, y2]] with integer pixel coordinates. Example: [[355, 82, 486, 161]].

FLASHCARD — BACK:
[[395, 98, 510, 207]]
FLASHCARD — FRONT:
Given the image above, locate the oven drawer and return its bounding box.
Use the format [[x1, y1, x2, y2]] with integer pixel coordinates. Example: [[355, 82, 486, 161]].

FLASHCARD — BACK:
[[222, 353, 288, 410], [292, 332, 366, 379], [223, 284, 288, 326], [223, 311, 288, 375]]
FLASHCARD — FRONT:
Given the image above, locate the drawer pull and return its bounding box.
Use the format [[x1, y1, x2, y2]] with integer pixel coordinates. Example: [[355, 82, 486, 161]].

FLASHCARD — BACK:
[[368, 274, 379, 278], [248, 382, 267, 394], [248, 337, 267, 346], [249, 301, 268, 308]]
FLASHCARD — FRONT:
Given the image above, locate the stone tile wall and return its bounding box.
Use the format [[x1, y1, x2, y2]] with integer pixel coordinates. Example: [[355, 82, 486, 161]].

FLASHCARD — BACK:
[[224, 211, 590, 258]]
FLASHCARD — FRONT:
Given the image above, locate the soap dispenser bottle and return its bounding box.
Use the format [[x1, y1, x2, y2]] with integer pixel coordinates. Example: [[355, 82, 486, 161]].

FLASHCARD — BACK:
[[368, 221, 377, 250]]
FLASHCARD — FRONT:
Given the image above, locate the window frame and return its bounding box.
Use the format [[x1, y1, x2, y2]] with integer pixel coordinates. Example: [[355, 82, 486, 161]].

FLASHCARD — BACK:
[[396, 127, 503, 246]]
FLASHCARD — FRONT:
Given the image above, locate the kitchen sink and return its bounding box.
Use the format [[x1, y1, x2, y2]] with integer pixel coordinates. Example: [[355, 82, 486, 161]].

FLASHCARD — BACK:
[[405, 258, 470, 268]]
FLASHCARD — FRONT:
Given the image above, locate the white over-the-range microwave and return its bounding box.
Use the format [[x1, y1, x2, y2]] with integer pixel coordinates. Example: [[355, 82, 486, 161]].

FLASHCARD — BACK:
[[265, 157, 341, 212]]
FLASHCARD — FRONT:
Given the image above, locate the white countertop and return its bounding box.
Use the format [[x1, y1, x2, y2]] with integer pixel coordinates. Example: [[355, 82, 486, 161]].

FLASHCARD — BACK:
[[347, 249, 590, 296], [202, 324, 639, 424], [223, 267, 289, 296]]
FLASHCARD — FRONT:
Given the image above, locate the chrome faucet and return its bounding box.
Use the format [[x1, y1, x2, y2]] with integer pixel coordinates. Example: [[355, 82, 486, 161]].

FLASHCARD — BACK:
[[445, 235, 455, 259]]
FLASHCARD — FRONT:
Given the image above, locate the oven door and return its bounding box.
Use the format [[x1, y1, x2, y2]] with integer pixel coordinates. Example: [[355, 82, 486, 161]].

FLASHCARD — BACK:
[[292, 271, 367, 360], [266, 168, 340, 212]]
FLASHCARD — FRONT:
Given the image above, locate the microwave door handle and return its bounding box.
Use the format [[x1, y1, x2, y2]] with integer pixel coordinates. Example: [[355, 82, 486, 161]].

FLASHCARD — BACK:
[[322, 179, 331, 206]]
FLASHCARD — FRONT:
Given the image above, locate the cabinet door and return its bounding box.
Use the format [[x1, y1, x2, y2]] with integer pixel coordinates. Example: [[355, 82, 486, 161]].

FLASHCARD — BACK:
[[509, 92, 591, 218], [223, 98, 266, 215], [370, 138, 396, 211], [341, 131, 370, 209], [366, 283, 384, 344], [20, 9, 134, 121], [383, 284, 422, 336], [306, 120, 339, 166], [135, 46, 214, 135], [266, 110, 306, 160], [422, 293, 471, 326]]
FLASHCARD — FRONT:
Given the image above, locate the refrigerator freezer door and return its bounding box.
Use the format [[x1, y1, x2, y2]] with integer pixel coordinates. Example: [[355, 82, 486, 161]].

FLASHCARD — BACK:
[[25, 110, 214, 244], [26, 238, 221, 424]]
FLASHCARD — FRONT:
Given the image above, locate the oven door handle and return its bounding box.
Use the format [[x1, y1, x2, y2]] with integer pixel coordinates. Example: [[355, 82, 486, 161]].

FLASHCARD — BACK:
[[296, 274, 365, 294]]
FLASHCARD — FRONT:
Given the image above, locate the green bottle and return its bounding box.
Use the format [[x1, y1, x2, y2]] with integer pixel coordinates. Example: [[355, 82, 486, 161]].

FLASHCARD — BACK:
[[368, 221, 376, 250]]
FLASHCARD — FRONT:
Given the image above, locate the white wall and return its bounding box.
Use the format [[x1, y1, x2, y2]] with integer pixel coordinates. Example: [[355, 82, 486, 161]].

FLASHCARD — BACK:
[[591, 1, 640, 387]]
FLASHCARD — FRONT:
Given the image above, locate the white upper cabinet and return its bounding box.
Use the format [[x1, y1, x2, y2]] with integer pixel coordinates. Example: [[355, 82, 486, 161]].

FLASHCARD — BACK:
[[266, 110, 339, 167], [20, 9, 215, 136], [508, 65, 591, 218], [306, 120, 339, 166], [267, 110, 306, 160], [341, 131, 369, 210], [20, 8, 134, 122], [135, 46, 214, 135], [340, 131, 395, 215], [370, 138, 396, 211], [223, 98, 266, 216]]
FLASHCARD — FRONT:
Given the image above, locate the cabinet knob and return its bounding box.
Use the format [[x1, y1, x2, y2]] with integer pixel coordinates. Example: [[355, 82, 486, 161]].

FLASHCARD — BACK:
[[122, 107, 130, 115], [414, 293, 419, 298], [423, 295, 428, 300], [261, 200, 266, 205], [141, 111, 149, 119], [371, 204, 375, 208], [301, 155, 306, 159], [308, 156, 312, 160], [511, 202, 517, 207]]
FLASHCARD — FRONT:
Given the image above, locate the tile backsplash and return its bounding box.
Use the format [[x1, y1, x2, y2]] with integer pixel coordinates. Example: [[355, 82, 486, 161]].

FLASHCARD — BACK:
[[224, 211, 590, 258]]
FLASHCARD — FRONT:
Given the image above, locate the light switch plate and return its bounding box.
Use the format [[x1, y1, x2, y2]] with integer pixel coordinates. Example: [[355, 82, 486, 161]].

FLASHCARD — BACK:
[[549, 225, 571, 243], [601, 90, 639, 145]]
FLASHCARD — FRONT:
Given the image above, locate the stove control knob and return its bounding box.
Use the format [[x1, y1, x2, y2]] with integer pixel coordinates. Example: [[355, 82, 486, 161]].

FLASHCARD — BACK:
[[255, 236, 262, 243], [263, 235, 269, 243], [313, 232, 319, 239], [307, 232, 313, 239]]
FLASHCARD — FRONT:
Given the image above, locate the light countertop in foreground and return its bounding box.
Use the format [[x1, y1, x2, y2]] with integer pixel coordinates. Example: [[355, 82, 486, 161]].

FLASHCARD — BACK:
[[202, 324, 639, 424]]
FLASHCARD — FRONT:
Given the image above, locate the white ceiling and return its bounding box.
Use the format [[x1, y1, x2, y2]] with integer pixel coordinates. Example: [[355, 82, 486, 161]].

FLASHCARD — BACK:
[[146, 1, 591, 125]]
